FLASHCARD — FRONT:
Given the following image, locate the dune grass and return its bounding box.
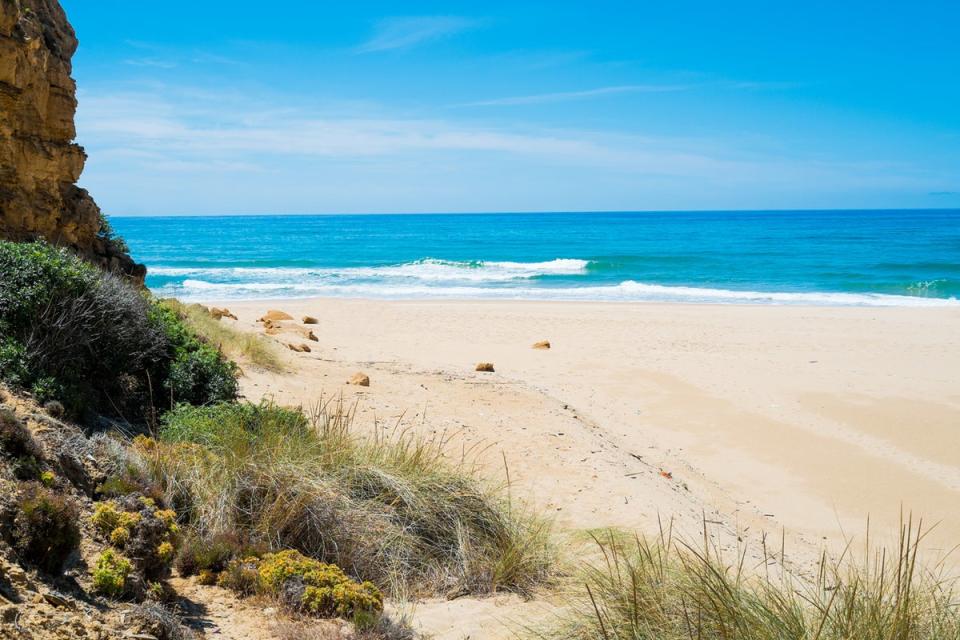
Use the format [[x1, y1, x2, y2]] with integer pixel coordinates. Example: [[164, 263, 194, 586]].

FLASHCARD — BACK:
[[533, 520, 960, 640], [159, 299, 283, 372], [141, 397, 554, 598]]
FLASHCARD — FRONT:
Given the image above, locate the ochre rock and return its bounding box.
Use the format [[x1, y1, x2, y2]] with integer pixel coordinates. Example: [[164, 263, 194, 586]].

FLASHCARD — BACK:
[[475, 362, 495, 372], [532, 340, 551, 349], [263, 321, 316, 341], [0, 0, 144, 280], [348, 372, 370, 387], [286, 342, 311, 353], [258, 310, 294, 323], [302, 315, 318, 324], [210, 307, 238, 321]]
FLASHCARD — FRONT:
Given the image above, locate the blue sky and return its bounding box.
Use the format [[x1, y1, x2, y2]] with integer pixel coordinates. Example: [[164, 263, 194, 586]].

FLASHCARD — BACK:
[[62, 1, 959, 215]]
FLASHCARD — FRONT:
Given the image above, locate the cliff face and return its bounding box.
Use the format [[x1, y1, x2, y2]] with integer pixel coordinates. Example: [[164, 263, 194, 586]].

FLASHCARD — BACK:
[[0, 0, 144, 279]]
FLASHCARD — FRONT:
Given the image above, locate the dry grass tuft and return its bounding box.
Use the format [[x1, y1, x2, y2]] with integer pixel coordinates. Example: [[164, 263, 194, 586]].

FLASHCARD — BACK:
[[141, 397, 554, 598], [532, 518, 960, 640], [159, 299, 283, 372]]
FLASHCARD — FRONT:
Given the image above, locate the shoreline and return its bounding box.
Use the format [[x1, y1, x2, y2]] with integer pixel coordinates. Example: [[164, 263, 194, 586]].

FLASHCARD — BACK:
[[186, 293, 960, 308], [207, 297, 960, 569]]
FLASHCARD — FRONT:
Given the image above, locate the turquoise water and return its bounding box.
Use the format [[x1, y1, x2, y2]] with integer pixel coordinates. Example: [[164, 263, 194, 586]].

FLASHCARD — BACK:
[[112, 210, 960, 306]]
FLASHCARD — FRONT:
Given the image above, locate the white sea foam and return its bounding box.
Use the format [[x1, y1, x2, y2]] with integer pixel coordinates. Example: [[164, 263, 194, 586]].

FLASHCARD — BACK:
[[157, 278, 960, 307], [150, 258, 589, 283]]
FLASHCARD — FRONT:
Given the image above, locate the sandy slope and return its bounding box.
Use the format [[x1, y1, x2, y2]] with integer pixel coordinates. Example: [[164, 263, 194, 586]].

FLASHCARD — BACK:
[[207, 298, 960, 638]]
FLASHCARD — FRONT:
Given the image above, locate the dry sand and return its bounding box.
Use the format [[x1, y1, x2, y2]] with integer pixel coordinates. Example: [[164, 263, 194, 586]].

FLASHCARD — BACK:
[[206, 298, 960, 637]]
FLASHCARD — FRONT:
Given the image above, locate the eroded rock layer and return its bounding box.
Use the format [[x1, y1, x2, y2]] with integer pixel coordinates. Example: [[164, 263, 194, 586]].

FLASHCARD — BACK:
[[0, 0, 144, 279]]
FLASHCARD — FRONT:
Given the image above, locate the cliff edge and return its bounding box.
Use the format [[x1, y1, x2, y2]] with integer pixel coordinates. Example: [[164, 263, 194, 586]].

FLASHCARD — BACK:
[[0, 0, 144, 279]]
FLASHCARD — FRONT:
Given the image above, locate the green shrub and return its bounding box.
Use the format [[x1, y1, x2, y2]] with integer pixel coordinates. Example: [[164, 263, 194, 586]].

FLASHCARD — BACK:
[[0, 240, 237, 420], [148, 303, 239, 406], [97, 212, 129, 255], [11, 482, 81, 573], [93, 549, 133, 598]]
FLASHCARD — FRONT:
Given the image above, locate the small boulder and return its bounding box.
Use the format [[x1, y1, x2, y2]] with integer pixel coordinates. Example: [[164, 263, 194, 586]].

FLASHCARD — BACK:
[[264, 322, 317, 341], [286, 343, 311, 353], [348, 372, 370, 387], [258, 310, 294, 323], [302, 315, 319, 325], [475, 362, 495, 372], [210, 307, 238, 321], [532, 340, 551, 350]]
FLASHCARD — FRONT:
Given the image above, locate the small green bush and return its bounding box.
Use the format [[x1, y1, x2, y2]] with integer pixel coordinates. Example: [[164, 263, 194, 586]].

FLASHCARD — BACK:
[[0, 240, 238, 420], [92, 496, 179, 581], [217, 556, 261, 595], [93, 549, 133, 598], [220, 550, 383, 619], [0, 408, 42, 459], [175, 532, 253, 577], [12, 482, 81, 573], [97, 212, 129, 255]]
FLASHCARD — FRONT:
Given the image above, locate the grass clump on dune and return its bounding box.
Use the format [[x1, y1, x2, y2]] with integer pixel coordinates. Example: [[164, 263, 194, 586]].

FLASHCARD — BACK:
[[144, 399, 554, 597], [159, 299, 282, 372], [535, 522, 960, 640]]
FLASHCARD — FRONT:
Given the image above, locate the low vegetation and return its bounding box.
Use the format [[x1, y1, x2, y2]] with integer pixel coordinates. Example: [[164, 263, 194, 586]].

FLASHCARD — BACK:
[[217, 549, 383, 624], [91, 495, 180, 583], [0, 240, 237, 420], [10, 481, 81, 573], [143, 399, 554, 597], [160, 299, 283, 372], [534, 524, 960, 640]]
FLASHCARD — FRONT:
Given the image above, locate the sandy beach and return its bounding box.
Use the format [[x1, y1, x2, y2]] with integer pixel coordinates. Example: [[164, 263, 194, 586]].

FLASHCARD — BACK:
[[211, 298, 959, 635]]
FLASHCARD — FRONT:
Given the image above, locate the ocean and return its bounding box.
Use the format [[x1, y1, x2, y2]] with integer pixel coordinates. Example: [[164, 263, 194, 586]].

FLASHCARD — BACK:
[[111, 210, 960, 306]]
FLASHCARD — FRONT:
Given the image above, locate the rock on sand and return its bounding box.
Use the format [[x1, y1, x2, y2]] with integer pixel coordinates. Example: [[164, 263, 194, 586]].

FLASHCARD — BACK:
[[475, 362, 495, 372], [259, 310, 294, 322], [348, 372, 370, 386]]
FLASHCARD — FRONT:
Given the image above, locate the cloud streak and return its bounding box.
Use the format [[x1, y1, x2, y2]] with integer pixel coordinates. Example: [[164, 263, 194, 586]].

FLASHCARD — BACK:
[[457, 84, 689, 107], [356, 16, 479, 53]]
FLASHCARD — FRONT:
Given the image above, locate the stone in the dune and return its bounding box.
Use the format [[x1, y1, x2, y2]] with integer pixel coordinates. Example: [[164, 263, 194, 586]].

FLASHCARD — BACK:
[[259, 309, 294, 322], [264, 322, 317, 341], [532, 340, 551, 349], [210, 307, 238, 321], [475, 362, 495, 372], [302, 315, 319, 324], [348, 372, 370, 386], [287, 342, 311, 353]]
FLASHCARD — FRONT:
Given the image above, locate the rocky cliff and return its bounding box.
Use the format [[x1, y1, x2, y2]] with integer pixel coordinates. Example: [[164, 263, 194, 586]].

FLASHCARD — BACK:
[[0, 0, 144, 279]]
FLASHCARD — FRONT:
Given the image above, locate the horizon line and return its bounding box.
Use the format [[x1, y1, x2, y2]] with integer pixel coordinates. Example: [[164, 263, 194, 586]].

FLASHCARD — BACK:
[[108, 207, 960, 219]]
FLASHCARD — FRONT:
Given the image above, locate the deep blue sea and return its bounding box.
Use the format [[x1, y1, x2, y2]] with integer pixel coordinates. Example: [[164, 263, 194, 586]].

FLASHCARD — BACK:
[[111, 210, 960, 306]]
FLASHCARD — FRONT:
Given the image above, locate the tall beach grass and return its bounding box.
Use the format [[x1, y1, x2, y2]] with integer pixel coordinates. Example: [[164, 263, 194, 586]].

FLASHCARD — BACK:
[[141, 397, 554, 597], [159, 299, 282, 372], [533, 519, 959, 640]]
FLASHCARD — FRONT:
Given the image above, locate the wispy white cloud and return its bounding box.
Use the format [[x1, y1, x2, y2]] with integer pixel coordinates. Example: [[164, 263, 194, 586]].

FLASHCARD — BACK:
[[356, 16, 480, 53], [123, 57, 177, 69], [73, 86, 948, 208], [457, 84, 689, 107]]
